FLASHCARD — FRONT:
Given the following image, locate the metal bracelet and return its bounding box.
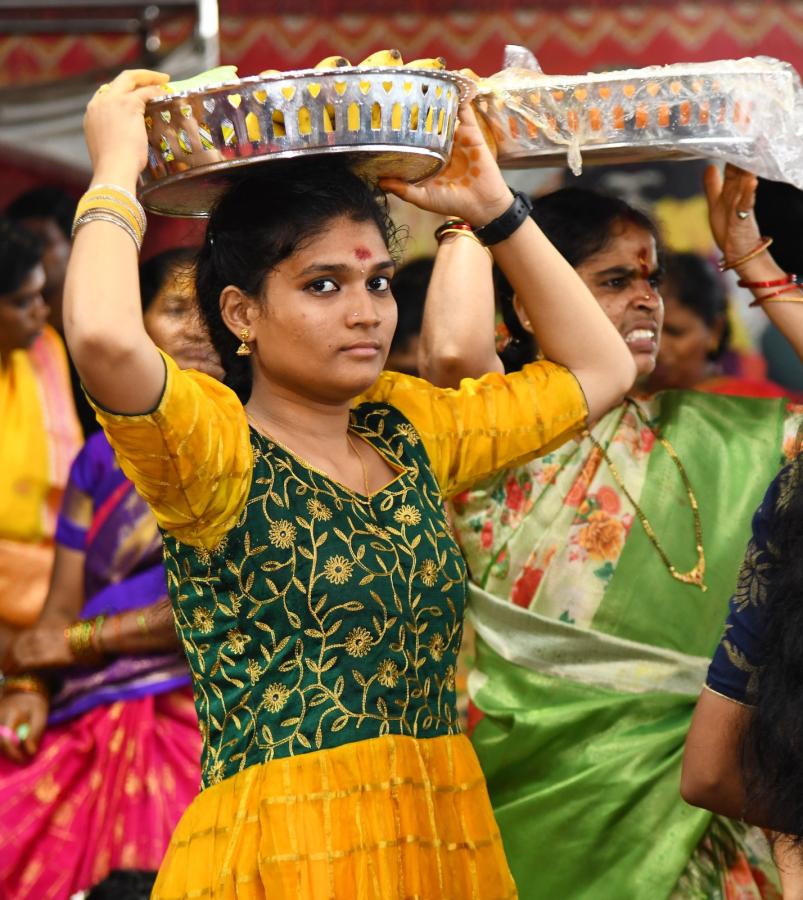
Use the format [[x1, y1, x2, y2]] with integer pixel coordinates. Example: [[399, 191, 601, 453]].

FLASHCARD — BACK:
[[89, 183, 147, 233], [72, 210, 142, 252]]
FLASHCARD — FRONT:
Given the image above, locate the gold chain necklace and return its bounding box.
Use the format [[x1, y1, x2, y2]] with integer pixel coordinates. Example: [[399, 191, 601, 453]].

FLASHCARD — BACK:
[[246, 410, 370, 496], [346, 431, 371, 496], [581, 399, 707, 592]]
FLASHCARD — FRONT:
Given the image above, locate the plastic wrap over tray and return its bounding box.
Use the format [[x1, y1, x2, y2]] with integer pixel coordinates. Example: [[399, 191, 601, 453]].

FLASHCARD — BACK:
[[474, 46, 803, 188]]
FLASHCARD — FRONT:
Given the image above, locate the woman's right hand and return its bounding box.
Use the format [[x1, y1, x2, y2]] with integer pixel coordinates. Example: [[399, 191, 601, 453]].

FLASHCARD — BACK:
[[0, 691, 49, 762], [3, 625, 74, 674], [380, 101, 512, 228], [84, 69, 169, 187]]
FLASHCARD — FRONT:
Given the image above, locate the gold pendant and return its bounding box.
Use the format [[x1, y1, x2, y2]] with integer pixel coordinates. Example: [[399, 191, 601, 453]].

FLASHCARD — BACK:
[[670, 561, 707, 592]]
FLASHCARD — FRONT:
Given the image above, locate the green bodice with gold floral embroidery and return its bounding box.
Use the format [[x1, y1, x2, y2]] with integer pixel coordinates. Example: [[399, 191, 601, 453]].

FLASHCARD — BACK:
[[162, 402, 466, 787]]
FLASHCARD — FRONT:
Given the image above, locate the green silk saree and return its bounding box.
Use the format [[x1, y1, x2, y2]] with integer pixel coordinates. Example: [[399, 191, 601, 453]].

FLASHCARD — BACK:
[[453, 391, 794, 899]]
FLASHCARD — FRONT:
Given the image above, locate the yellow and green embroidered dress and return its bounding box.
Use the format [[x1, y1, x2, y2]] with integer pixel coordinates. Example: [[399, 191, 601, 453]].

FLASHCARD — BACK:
[[90, 353, 587, 899]]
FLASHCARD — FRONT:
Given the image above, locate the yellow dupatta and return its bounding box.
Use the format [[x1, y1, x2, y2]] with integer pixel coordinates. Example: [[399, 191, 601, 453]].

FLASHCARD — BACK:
[[0, 326, 82, 626]]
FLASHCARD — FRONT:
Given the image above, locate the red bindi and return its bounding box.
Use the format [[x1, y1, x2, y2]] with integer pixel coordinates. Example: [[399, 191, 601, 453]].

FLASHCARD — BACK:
[[354, 247, 372, 261]]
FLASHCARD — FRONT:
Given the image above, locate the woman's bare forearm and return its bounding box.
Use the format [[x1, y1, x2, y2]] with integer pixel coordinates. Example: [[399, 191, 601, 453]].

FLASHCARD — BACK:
[[63, 71, 171, 414], [64, 201, 164, 414], [736, 253, 803, 361], [98, 598, 179, 655], [419, 234, 502, 387]]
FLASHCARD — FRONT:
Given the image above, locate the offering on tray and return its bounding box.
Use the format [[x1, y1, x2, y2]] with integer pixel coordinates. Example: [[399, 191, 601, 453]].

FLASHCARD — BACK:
[[139, 51, 474, 216], [473, 46, 803, 188]]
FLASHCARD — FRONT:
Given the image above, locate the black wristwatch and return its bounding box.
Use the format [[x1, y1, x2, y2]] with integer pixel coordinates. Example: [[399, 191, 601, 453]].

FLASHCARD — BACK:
[[474, 191, 534, 246]]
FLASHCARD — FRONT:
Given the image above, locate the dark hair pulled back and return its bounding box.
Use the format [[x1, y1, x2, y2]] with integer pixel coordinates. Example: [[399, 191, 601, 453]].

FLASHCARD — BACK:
[[0, 216, 43, 295], [499, 187, 660, 372], [195, 159, 398, 402], [742, 450, 803, 840]]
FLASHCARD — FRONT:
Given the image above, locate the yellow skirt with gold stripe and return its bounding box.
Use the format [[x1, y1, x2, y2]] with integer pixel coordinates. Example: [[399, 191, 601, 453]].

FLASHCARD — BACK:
[[152, 733, 517, 899]]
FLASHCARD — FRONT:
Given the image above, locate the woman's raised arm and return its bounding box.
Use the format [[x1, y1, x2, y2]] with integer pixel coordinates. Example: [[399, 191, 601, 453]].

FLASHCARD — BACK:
[[384, 102, 636, 421], [63, 69, 170, 414], [706, 164, 803, 362], [418, 230, 502, 388]]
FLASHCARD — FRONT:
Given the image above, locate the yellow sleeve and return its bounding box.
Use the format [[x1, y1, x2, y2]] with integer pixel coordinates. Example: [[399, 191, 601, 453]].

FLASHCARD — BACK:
[[87, 352, 252, 549], [361, 361, 587, 498]]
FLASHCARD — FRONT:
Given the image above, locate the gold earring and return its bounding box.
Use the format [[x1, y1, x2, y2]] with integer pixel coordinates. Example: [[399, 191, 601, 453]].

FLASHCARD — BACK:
[[236, 328, 252, 356]]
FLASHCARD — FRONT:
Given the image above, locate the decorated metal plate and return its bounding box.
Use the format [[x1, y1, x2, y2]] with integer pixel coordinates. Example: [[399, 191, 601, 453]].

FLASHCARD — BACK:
[[474, 58, 800, 178], [139, 67, 475, 216]]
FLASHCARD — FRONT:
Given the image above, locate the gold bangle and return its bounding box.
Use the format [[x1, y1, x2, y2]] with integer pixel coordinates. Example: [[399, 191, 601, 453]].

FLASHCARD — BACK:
[[4, 674, 50, 697], [72, 210, 142, 252], [75, 194, 145, 239], [73, 196, 143, 240], [72, 185, 147, 250], [65, 616, 105, 664], [719, 236, 774, 272], [89, 183, 147, 231], [437, 228, 493, 262], [77, 184, 147, 233]]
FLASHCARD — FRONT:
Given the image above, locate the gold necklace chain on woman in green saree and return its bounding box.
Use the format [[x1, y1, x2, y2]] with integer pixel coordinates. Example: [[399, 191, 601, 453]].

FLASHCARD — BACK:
[[582, 398, 707, 592]]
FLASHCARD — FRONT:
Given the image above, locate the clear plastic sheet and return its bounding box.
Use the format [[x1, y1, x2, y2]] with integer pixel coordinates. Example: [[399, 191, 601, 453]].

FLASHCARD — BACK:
[[473, 45, 803, 188]]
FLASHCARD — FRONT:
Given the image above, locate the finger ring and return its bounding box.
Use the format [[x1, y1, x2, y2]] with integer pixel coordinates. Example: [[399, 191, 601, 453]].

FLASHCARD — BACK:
[[97, 83, 111, 94], [736, 210, 750, 220], [15, 722, 30, 742], [0, 724, 19, 744]]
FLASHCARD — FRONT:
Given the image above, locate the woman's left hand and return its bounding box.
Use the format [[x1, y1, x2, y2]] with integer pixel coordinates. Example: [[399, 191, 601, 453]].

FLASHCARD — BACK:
[[704, 163, 762, 264], [380, 101, 512, 227], [3, 625, 73, 674], [0, 691, 49, 762]]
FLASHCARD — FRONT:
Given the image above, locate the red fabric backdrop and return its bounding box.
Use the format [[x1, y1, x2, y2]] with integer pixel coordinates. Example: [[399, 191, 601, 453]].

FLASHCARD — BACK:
[[2, 1, 803, 254]]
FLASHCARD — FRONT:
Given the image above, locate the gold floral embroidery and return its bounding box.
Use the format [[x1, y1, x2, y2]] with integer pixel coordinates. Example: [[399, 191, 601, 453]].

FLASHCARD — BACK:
[[263, 683, 290, 712], [395, 422, 420, 445], [444, 664, 456, 691], [206, 759, 225, 785], [723, 635, 761, 701], [192, 607, 214, 633], [344, 626, 373, 657], [165, 404, 466, 787], [194, 546, 212, 566], [322, 554, 353, 585], [225, 628, 249, 654], [420, 559, 438, 587], [307, 497, 332, 521], [428, 633, 446, 661], [394, 504, 421, 526], [734, 540, 773, 611], [246, 659, 263, 684], [377, 659, 400, 687], [269, 520, 297, 549]]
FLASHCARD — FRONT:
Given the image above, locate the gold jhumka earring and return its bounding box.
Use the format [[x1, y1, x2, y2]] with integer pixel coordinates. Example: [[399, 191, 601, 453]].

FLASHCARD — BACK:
[[236, 328, 252, 356]]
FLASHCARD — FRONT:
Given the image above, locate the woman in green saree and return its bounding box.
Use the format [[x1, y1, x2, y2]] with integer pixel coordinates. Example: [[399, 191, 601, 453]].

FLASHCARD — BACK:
[[420, 165, 803, 899]]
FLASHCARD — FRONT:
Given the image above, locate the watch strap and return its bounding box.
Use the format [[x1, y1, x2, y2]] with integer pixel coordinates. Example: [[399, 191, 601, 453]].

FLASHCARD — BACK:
[[474, 191, 534, 246]]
